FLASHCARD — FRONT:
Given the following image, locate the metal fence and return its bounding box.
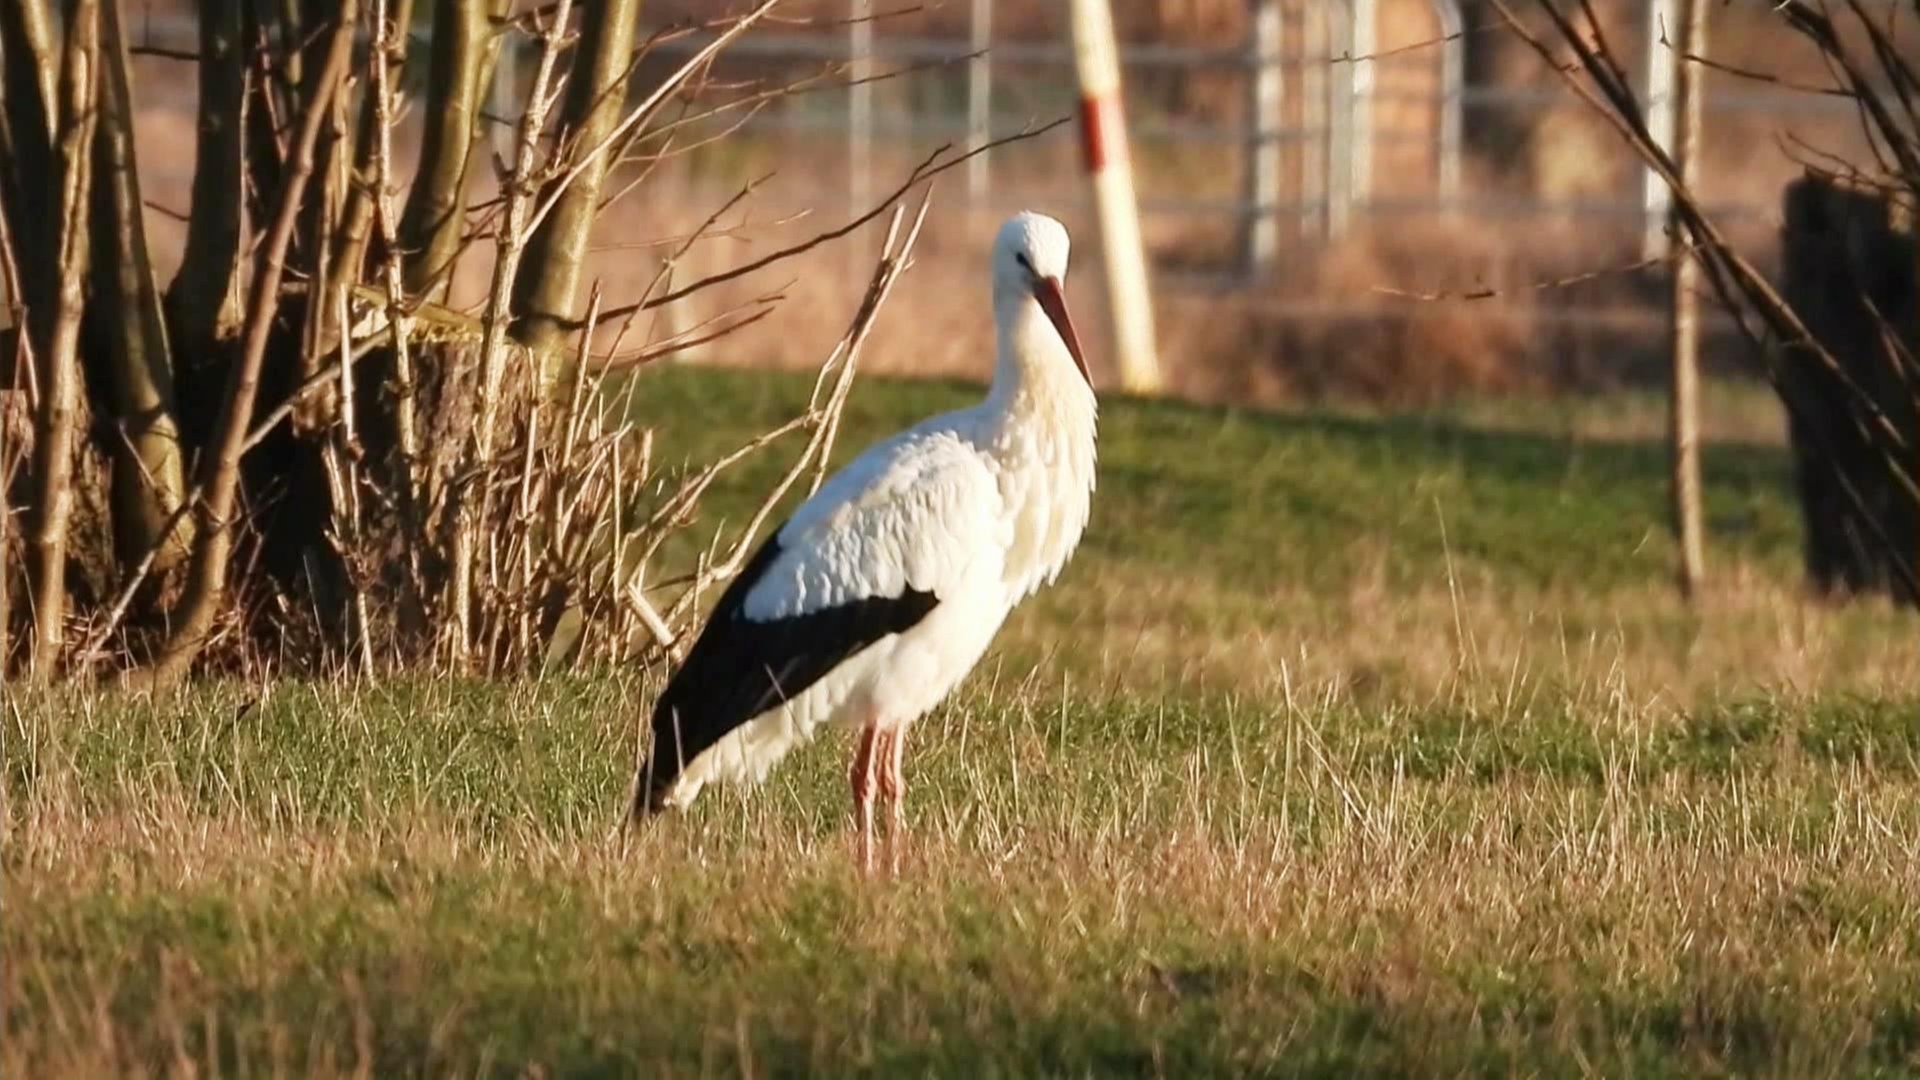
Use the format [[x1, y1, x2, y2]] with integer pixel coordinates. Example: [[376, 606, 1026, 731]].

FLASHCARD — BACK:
[[639, 0, 1465, 279], [128, 3, 1873, 360], [624, 0, 1862, 294]]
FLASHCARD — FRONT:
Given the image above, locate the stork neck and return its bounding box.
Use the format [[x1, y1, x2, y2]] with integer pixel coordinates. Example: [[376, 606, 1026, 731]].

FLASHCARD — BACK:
[[988, 290, 1090, 414]]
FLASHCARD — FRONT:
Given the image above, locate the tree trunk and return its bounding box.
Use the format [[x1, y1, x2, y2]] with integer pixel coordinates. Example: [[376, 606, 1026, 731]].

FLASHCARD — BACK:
[[241, 3, 295, 248], [354, 0, 502, 482], [25, 0, 102, 679], [510, 0, 641, 356], [328, 0, 419, 307], [87, 0, 191, 581], [0, 0, 58, 323], [401, 0, 508, 298], [1780, 176, 1920, 606], [137, 1, 361, 687], [164, 0, 246, 359]]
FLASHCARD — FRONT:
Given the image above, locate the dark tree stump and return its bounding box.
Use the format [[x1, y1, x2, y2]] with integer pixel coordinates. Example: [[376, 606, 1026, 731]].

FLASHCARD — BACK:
[[1779, 174, 1920, 606]]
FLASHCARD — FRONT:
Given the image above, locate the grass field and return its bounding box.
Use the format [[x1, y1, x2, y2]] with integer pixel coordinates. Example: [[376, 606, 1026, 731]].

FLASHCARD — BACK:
[[8, 367, 1919, 1077]]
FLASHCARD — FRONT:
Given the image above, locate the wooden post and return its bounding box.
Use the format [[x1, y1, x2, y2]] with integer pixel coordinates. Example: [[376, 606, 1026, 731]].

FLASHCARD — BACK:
[[1067, 0, 1162, 394], [1668, 0, 1706, 599]]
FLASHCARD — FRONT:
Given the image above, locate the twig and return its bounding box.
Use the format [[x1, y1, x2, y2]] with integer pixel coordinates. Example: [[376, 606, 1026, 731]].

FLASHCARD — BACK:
[[1330, 25, 1484, 65], [591, 118, 1067, 325], [593, 301, 783, 370], [1372, 252, 1672, 302], [128, 44, 199, 61], [522, 0, 784, 244], [1680, 51, 1849, 96], [605, 47, 988, 168], [636, 196, 932, 640], [140, 198, 192, 223]]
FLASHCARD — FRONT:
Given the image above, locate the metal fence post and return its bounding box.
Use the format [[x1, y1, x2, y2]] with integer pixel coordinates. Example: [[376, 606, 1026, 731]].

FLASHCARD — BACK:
[[1302, 1, 1326, 237], [1431, 0, 1465, 205], [1349, 0, 1376, 210], [1325, 0, 1353, 236], [1067, 0, 1162, 394], [1642, 0, 1678, 258], [1243, 0, 1283, 277], [849, 0, 873, 220], [968, 0, 992, 207]]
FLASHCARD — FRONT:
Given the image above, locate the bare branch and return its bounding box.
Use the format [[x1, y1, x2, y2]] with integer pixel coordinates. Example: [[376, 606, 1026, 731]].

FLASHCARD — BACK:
[[456, 0, 576, 664]]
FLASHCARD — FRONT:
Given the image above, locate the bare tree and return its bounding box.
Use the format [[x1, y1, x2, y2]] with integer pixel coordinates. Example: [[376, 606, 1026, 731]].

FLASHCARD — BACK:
[[138, 2, 361, 686], [0, 0, 1062, 684], [1668, 0, 1706, 598]]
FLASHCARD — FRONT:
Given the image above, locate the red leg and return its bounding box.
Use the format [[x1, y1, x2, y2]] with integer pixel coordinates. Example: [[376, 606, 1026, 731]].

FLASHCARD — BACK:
[[849, 724, 881, 874]]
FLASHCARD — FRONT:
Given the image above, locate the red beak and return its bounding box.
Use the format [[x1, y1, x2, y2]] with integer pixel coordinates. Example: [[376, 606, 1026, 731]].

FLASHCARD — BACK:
[[1033, 275, 1091, 386]]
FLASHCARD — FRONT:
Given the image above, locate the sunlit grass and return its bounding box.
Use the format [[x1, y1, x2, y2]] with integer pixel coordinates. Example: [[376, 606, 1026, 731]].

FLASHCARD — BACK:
[[10, 677, 1920, 1075], [7, 369, 1918, 1076]]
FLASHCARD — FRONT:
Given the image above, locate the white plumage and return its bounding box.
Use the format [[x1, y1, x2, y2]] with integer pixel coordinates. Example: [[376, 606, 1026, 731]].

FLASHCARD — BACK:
[[634, 211, 1098, 869]]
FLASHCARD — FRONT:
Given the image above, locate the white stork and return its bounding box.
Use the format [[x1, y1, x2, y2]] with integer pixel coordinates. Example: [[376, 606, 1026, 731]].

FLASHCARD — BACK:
[[632, 211, 1098, 870]]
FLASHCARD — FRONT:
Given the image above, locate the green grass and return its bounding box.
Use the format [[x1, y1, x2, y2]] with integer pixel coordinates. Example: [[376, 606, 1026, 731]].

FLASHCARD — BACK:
[[629, 367, 1897, 694], [9, 368, 1920, 1077], [632, 367, 1804, 596]]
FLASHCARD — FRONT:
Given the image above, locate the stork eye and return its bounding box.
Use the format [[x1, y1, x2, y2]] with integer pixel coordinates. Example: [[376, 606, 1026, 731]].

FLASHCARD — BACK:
[[1014, 252, 1033, 273]]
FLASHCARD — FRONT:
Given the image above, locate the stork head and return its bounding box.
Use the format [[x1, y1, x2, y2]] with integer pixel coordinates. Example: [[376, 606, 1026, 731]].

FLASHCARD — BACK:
[[993, 211, 1089, 385]]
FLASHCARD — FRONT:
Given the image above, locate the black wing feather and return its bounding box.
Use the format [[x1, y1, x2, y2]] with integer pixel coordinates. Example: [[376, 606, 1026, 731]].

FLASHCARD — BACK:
[[633, 531, 938, 816]]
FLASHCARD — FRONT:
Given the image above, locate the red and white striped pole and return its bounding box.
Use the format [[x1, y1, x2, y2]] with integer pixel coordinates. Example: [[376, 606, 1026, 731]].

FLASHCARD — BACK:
[[1068, 0, 1162, 395]]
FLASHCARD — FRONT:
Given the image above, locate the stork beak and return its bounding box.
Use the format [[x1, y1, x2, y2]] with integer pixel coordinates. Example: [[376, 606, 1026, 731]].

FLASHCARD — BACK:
[[1033, 275, 1091, 386]]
